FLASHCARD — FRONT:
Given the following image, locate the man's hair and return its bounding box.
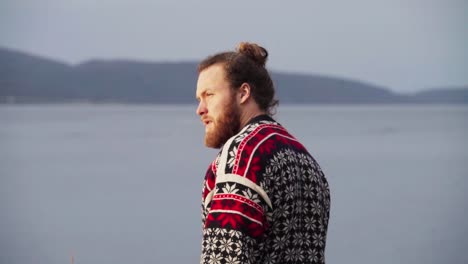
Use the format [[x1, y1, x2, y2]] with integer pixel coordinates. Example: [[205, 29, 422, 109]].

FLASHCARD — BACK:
[[198, 42, 279, 115]]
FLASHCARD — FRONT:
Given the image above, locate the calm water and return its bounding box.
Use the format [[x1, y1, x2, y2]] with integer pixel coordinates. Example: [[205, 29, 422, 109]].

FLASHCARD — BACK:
[[1, 104, 467, 264]]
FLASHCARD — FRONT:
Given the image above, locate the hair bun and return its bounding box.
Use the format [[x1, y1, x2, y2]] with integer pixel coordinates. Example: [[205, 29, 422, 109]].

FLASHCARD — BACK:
[[237, 42, 268, 67]]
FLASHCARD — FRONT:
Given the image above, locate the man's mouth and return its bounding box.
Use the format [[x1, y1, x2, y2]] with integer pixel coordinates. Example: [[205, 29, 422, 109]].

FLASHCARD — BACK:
[[202, 119, 212, 126]]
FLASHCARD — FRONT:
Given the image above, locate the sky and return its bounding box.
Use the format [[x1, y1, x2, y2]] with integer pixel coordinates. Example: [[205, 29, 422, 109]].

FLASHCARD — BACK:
[[0, 0, 467, 93]]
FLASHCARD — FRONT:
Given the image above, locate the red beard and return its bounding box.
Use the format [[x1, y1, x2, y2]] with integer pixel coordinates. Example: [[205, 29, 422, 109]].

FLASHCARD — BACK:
[[205, 99, 241, 149]]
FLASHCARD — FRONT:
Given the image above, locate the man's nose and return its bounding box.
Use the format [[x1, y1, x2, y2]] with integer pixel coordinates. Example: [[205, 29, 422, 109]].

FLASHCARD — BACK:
[[196, 100, 207, 116]]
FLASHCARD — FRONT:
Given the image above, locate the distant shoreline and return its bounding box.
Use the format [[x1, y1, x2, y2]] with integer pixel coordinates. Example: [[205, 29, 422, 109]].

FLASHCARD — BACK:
[[2, 47, 467, 105], [1, 100, 467, 108]]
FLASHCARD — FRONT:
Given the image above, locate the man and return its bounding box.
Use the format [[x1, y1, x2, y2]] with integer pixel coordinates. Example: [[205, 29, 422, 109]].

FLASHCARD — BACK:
[[196, 42, 330, 264]]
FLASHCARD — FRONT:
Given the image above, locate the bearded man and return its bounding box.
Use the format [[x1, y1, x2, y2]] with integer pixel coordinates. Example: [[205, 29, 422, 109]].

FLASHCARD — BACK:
[[195, 42, 330, 264]]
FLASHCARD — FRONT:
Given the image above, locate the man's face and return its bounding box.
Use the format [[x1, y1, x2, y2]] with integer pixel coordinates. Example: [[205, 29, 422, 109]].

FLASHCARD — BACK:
[[196, 64, 241, 148]]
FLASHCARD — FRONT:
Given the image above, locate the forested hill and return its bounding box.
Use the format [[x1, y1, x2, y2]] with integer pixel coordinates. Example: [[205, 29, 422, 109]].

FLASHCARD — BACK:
[[1, 47, 466, 104]]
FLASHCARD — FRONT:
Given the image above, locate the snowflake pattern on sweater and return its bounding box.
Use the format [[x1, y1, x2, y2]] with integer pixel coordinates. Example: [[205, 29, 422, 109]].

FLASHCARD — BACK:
[[201, 115, 330, 264]]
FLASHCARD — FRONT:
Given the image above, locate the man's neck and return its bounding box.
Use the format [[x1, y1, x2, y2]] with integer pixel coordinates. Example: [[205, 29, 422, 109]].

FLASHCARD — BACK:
[[239, 110, 267, 129]]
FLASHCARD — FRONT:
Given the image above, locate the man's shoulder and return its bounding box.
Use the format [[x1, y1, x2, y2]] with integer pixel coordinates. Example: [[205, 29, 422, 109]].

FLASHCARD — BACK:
[[234, 118, 286, 143], [235, 118, 310, 160]]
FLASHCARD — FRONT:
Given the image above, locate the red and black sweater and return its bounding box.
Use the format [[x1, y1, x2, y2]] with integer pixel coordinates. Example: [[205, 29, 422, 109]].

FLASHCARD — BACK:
[[201, 115, 330, 264]]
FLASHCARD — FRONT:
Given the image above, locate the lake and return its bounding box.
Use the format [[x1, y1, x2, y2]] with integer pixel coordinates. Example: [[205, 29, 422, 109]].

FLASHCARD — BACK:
[[1, 104, 467, 264]]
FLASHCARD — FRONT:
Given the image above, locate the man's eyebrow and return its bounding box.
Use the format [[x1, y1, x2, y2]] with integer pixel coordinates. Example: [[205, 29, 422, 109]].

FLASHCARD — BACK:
[[195, 90, 206, 101], [196, 89, 212, 99]]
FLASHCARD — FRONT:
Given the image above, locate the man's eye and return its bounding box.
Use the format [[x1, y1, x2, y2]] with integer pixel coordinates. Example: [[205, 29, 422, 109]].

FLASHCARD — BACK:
[[206, 93, 213, 97]]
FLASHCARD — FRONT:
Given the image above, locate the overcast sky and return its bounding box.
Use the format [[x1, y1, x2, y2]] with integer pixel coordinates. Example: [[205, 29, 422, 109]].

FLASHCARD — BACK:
[[1, 0, 467, 93]]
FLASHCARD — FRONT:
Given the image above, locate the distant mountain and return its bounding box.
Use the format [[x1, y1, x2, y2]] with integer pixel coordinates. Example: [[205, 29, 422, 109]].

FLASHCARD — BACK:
[[272, 73, 408, 104], [0, 47, 466, 104], [408, 87, 468, 104]]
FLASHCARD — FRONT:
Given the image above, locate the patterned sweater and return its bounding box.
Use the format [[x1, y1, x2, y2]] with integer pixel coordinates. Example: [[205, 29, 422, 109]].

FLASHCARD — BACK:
[[200, 115, 330, 264]]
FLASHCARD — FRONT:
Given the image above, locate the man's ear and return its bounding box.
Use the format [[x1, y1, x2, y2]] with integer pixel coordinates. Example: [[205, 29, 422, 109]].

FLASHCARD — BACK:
[[238, 83, 251, 104]]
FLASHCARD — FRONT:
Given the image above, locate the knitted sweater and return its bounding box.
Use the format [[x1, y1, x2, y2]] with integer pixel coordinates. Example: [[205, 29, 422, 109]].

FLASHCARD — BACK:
[[200, 115, 330, 264]]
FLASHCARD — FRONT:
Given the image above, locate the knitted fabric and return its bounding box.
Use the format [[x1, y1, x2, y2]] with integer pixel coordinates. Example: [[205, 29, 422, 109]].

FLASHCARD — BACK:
[[201, 115, 330, 264]]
